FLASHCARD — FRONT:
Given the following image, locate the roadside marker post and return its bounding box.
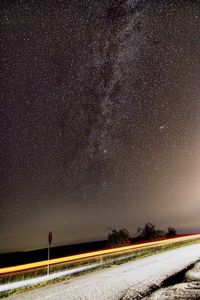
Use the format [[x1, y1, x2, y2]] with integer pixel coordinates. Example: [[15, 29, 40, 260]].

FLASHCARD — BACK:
[[47, 231, 52, 275]]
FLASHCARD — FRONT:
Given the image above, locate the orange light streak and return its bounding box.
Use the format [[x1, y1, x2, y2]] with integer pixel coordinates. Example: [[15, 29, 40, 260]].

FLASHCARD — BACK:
[[0, 234, 200, 275]]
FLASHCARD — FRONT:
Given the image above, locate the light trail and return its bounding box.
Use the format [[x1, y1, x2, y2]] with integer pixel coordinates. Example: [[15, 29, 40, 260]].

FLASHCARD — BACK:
[[0, 234, 200, 275], [0, 263, 101, 293]]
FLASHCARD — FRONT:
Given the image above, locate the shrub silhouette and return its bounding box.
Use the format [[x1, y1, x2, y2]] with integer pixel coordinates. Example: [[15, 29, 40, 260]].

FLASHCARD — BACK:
[[167, 227, 177, 237], [137, 222, 165, 241], [106, 228, 131, 247]]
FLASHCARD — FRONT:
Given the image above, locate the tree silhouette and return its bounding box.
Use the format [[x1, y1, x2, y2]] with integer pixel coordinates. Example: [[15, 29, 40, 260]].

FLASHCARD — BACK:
[[166, 227, 177, 237], [137, 222, 165, 241], [106, 228, 131, 247]]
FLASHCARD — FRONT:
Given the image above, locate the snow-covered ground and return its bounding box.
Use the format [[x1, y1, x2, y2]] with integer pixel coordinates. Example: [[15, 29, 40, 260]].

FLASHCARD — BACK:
[[185, 261, 200, 281], [145, 282, 200, 299], [7, 243, 200, 300], [145, 261, 200, 299]]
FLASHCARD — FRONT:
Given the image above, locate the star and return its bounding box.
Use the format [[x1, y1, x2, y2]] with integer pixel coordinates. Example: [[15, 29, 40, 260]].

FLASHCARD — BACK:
[[159, 125, 167, 131]]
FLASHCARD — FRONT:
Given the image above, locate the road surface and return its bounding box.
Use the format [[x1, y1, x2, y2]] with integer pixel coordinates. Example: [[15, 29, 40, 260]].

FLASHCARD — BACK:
[[7, 243, 200, 300]]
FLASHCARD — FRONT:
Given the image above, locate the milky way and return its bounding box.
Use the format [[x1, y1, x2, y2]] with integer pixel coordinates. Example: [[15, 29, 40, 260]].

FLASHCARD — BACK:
[[1, 0, 200, 252]]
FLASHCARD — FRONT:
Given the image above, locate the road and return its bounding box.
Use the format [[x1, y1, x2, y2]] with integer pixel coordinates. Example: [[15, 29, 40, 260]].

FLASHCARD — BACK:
[[7, 243, 200, 300]]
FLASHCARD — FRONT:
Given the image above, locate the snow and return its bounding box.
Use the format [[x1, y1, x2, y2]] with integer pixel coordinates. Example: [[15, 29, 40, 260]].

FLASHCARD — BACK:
[[185, 261, 200, 281], [145, 282, 200, 300]]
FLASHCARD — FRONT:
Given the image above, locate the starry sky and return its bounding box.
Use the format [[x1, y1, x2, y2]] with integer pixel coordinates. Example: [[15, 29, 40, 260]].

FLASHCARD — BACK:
[[1, 0, 200, 253]]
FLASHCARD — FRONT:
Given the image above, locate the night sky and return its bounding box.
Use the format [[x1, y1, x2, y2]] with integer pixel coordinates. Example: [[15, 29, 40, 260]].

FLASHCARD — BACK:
[[1, 0, 200, 253]]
